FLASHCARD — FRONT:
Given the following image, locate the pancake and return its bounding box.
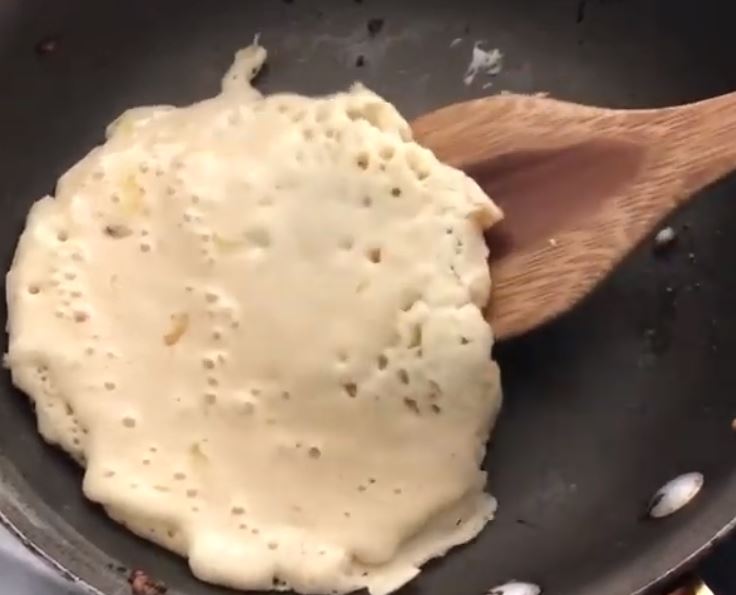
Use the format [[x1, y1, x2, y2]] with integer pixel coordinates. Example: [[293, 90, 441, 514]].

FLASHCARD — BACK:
[[6, 42, 503, 595]]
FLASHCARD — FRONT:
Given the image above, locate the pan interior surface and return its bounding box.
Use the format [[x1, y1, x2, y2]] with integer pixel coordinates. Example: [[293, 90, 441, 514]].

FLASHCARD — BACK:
[[0, 1, 736, 595]]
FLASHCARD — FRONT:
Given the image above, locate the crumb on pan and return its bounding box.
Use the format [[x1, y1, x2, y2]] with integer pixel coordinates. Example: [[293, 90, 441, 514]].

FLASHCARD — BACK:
[[128, 569, 167, 595]]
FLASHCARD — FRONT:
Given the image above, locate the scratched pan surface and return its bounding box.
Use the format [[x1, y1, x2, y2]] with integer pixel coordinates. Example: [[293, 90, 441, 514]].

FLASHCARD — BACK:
[[1, 1, 736, 594]]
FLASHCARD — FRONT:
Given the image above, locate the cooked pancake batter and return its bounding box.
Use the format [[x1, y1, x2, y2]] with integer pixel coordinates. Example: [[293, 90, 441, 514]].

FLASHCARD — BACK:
[[6, 42, 503, 594]]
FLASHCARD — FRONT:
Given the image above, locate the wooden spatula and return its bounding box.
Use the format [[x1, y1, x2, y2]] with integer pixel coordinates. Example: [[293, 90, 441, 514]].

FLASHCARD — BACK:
[[412, 92, 736, 341]]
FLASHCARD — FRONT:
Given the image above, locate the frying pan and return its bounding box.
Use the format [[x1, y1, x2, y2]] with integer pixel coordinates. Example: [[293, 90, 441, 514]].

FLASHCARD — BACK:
[[0, 1, 735, 594]]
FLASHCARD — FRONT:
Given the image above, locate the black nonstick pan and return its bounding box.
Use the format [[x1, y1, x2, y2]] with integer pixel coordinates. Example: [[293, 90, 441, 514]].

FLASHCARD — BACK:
[[1, 1, 736, 595]]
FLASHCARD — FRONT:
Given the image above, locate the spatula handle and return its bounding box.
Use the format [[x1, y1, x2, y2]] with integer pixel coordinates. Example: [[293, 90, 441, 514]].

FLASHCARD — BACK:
[[646, 91, 736, 202]]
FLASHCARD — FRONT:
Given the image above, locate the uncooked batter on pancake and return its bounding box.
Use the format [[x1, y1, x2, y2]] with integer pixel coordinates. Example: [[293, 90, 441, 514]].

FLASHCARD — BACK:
[[5, 41, 503, 595]]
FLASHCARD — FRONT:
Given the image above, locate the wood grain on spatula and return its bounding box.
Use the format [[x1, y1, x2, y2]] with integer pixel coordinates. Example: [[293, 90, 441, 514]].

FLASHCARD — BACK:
[[412, 92, 736, 340]]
